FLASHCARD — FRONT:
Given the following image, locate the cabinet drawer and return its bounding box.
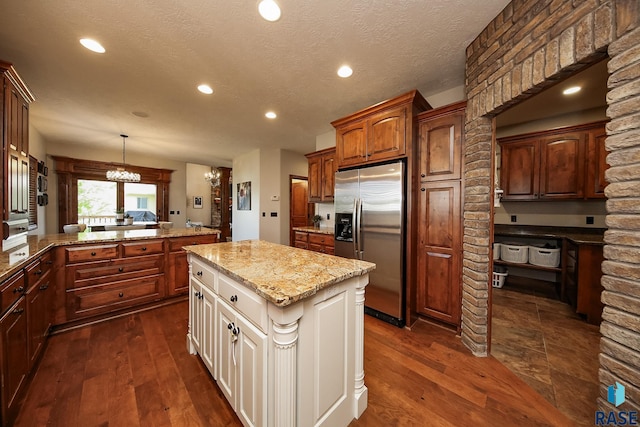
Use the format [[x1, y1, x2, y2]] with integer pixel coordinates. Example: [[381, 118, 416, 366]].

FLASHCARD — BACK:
[[67, 255, 164, 289], [294, 241, 308, 249], [66, 275, 164, 319], [294, 231, 308, 242], [1, 272, 25, 315], [308, 233, 333, 246], [66, 244, 118, 264], [25, 259, 44, 289], [169, 235, 218, 252], [218, 274, 267, 332], [191, 256, 217, 290], [121, 240, 164, 257]]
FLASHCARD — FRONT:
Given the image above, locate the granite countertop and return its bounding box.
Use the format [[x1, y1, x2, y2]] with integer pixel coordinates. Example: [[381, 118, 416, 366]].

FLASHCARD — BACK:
[[292, 225, 334, 235], [0, 227, 221, 282], [494, 224, 605, 244], [184, 240, 375, 307]]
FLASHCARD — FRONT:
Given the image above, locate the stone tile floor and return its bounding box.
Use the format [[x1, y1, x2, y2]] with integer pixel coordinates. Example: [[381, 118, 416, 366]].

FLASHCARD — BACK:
[[491, 285, 601, 426]]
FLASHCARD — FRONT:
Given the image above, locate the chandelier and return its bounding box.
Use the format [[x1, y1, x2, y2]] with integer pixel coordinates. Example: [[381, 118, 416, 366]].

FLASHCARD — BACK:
[[205, 167, 221, 187], [106, 134, 141, 182]]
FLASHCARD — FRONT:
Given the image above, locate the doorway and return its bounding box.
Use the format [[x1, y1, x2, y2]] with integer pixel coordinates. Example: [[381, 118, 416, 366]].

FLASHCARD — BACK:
[[489, 59, 609, 425], [289, 176, 313, 246]]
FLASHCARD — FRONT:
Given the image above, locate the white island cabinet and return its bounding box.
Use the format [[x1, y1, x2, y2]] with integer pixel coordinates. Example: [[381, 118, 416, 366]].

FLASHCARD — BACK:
[[185, 240, 375, 427]]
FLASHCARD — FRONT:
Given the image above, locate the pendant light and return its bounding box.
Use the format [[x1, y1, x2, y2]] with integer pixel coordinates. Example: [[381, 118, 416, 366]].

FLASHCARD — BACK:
[[106, 134, 141, 182]]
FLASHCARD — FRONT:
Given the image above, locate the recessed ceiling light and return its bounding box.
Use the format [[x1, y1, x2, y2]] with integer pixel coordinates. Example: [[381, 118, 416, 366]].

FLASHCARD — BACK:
[[258, 0, 281, 22], [337, 65, 353, 78], [265, 111, 277, 119], [198, 84, 214, 95], [563, 86, 581, 95], [79, 38, 105, 53]]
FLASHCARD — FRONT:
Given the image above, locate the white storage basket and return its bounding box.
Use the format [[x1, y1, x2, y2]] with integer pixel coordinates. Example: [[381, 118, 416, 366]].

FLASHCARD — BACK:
[[493, 243, 501, 261], [500, 243, 529, 264], [492, 266, 508, 288], [529, 245, 561, 267]]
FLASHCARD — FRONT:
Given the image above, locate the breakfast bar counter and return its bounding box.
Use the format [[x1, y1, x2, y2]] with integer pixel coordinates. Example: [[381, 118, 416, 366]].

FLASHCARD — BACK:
[[184, 240, 375, 427]]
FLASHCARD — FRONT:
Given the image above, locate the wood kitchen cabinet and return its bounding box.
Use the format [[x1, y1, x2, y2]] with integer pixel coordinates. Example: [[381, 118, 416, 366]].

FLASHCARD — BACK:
[[564, 240, 604, 324], [25, 251, 54, 371], [293, 230, 334, 254], [167, 234, 219, 296], [499, 121, 608, 201], [332, 90, 431, 169], [306, 147, 335, 202], [1, 61, 35, 226], [0, 271, 28, 427], [293, 231, 309, 249], [415, 102, 465, 328], [64, 241, 165, 320]]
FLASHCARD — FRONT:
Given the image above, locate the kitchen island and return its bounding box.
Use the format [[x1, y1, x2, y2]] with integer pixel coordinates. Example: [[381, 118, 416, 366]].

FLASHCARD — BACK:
[[184, 240, 375, 427]]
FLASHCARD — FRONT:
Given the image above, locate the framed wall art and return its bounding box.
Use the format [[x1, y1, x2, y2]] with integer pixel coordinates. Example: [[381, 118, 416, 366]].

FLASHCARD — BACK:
[[237, 181, 251, 210]]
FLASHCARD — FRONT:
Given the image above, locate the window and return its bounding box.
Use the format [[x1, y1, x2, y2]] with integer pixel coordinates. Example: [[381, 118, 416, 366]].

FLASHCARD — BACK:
[[53, 155, 172, 232]]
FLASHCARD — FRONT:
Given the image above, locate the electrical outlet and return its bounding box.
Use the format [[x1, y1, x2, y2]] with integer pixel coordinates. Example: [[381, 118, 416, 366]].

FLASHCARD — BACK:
[[326, 213, 330, 220], [510, 215, 517, 223], [170, 210, 175, 215], [270, 212, 277, 217], [586, 216, 594, 225]]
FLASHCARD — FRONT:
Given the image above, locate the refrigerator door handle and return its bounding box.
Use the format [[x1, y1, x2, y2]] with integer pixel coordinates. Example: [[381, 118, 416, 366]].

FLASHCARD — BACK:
[[352, 198, 358, 258], [356, 198, 363, 260]]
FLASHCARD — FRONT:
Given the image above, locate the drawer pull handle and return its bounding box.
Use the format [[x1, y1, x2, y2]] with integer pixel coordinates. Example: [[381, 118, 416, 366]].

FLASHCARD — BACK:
[[196, 271, 203, 277], [36, 269, 42, 275], [91, 252, 97, 256], [13, 286, 24, 294], [118, 292, 124, 298], [194, 291, 201, 298], [13, 308, 24, 315], [119, 267, 124, 272], [39, 284, 49, 291], [230, 295, 238, 303], [46, 260, 53, 265]]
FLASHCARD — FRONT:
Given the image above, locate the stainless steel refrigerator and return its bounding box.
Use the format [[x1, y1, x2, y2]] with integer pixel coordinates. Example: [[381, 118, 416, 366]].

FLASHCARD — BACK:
[[334, 161, 405, 327]]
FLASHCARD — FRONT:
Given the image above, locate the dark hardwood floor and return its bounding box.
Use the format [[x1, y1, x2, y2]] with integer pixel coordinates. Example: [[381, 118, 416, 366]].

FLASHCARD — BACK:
[[15, 300, 574, 426]]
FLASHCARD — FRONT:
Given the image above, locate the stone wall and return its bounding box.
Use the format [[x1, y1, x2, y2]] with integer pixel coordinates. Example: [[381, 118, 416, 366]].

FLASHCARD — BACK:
[[463, 0, 639, 412]]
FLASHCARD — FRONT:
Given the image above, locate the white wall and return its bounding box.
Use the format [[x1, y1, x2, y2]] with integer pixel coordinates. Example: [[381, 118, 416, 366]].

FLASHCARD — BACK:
[[186, 163, 213, 226], [232, 149, 260, 241], [423, 84, 466, 109], [259, 149, 281, 243], [28, 125, 48, 236], [45, 141, 188, 234]]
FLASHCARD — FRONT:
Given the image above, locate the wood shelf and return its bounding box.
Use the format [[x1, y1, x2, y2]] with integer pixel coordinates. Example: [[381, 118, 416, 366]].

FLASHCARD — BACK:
[[494, 259, 561, 273]]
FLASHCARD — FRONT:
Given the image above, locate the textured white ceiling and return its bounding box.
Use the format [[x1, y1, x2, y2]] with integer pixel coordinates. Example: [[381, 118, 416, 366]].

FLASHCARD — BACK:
[[0, 0, 511, 166]]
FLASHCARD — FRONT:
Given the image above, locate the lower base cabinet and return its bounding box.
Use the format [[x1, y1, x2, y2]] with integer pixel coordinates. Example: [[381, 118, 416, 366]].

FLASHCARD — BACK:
[[187, 253, 368, 427], [0, 296, 28, 427]]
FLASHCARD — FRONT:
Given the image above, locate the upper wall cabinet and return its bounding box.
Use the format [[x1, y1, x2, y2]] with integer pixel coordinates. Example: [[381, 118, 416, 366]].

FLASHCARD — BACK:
[[1, 61, 35, 224], [305, 147, 335, 203], [331, 90, 431, 169], [498, 121, 608, 201]]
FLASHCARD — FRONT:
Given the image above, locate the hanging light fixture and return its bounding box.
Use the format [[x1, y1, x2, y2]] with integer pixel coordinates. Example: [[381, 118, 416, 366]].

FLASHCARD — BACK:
[[106, 134, 141, 182], [205, 167, 221, 187]]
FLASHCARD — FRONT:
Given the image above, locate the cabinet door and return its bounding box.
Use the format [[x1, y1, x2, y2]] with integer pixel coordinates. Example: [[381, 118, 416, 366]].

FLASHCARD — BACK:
[[189, 279, 203, 354], [416, 181, 461, 326], [419, 111, 463, 181], [336, 121, 367, 168], [216, 299, 236, 407], [586, 125, 608, 198], [27, 270, 52, 370], [1, 297, 28, 424], [321, 152, 335, 201], [200, 284, 216, 377], [236, 314, 267, 427], [367, 106, 407, 163], [539, 133, 585, 199], [500, 139, 539, 200], [169, 251, 190, 296], [307, 155, 322, 202]]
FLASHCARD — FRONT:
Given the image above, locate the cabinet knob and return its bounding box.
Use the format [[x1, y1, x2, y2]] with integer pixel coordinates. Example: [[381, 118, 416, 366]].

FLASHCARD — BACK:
[[421, 173, 426, 178], [141, 247, 147, 251], [119, 267, 124, 272], [230, 295, 238, 303], [39, 284, 49, 291], [421, 188, 425, 191], [196, 271, 203, 277], [91, 252, 97, 256], [36, 269, 43, 275], [13, 308, 24, 315], [13, 286, 24, 294], [118, 292, 124, 298]]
